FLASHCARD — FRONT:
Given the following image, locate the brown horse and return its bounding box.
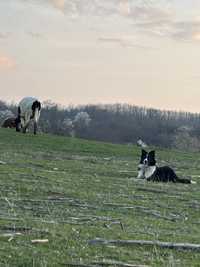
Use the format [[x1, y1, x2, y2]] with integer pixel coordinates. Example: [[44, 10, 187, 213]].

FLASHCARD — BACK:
[[2, 117, 16, 128]]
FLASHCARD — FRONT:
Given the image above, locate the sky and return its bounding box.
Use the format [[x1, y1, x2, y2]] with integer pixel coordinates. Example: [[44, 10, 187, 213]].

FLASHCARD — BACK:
[[1, 0, 200, 112]]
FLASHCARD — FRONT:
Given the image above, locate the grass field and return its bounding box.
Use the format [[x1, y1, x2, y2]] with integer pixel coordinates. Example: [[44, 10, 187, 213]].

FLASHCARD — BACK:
[[0, 128, 200, 267]]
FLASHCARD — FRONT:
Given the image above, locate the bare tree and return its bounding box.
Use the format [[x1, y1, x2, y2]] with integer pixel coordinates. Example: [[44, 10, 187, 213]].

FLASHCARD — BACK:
[[0, 110, 15, 124], [74, 112, 91, 127], [62, 118, 74, 137]]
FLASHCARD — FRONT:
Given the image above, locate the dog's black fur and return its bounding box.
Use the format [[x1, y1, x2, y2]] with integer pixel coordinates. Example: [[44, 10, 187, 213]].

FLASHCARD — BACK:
[[139, 149, 194, 184]]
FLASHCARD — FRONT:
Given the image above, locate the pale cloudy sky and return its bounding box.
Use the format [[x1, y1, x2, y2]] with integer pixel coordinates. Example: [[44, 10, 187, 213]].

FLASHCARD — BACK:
[[1, 0, 200, 112]]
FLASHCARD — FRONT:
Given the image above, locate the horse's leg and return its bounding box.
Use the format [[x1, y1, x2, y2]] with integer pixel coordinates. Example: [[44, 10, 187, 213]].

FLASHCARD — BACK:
[[16, 107, 21, 132], [22, 120, 30, 134], [33, 121, 37, 135], [33, 108, 40, 135], [22, 125, 27, 133]]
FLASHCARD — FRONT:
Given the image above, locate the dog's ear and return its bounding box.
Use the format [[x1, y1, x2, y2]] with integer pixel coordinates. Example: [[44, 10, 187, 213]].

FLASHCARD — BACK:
[[140, 149, 147, 163], [141, 149, 147, 156], [148, 150, 156, 165], [149, 150, 155, 158]]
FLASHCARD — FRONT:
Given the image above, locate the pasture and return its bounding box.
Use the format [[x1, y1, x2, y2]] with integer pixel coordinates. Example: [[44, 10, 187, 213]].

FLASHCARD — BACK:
[[0, 128, 200, 266]]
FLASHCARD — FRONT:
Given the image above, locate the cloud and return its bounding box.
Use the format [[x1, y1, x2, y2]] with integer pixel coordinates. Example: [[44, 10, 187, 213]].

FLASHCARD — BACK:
[[193, 32, 200, 41], [46, 0, 119, 17], [0, 32, 10, 39], [118, 0, 131, 16], [128, 6, 200, 42], [17, 0, 200, 42], [139, 19, 200, 42], [171, 21, 200, 41], [0, 55, 16, 69], [27, 31, 45, 39], [130, 6, 172, 23], [51, 0, 65, 12], [98, 36, 157, 50]]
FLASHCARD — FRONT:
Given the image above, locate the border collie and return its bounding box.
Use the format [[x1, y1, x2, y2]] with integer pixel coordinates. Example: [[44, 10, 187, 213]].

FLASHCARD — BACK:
[[137, 149, 196, 184]]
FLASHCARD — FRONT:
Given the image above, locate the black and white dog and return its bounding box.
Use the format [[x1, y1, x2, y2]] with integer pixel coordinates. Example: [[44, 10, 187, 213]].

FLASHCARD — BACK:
[[137, 149, 196, 184]]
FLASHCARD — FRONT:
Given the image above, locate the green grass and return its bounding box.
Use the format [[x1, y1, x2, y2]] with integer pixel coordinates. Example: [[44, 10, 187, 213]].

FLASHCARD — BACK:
[[0, 128, 200, 266]]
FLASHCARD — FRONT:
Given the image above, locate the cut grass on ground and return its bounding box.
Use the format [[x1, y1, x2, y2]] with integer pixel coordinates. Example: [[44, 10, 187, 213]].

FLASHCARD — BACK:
[[0, 128, 200, 267]]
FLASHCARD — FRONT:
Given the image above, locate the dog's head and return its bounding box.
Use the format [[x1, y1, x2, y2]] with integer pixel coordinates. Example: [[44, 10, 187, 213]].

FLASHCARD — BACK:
[[137, 149, 156, 178], [141, 149, 156, 166]]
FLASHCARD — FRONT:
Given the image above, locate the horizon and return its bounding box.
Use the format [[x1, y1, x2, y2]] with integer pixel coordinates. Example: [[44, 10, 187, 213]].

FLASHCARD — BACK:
[[2, 97, 200, 115], [1, 1, 200, 112]]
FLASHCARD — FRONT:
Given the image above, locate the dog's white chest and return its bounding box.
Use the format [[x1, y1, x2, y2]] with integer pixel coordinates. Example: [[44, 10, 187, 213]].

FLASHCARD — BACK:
[[137, 164, 145, 179], [144, 166, 156, 179]]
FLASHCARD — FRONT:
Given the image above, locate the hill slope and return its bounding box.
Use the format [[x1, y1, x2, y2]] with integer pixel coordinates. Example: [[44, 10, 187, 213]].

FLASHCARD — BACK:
[[0, 129, 200, 266]]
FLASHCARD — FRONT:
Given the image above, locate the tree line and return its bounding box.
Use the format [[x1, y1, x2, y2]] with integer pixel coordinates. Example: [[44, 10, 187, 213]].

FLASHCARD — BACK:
[[1, 99, 200, 150]]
